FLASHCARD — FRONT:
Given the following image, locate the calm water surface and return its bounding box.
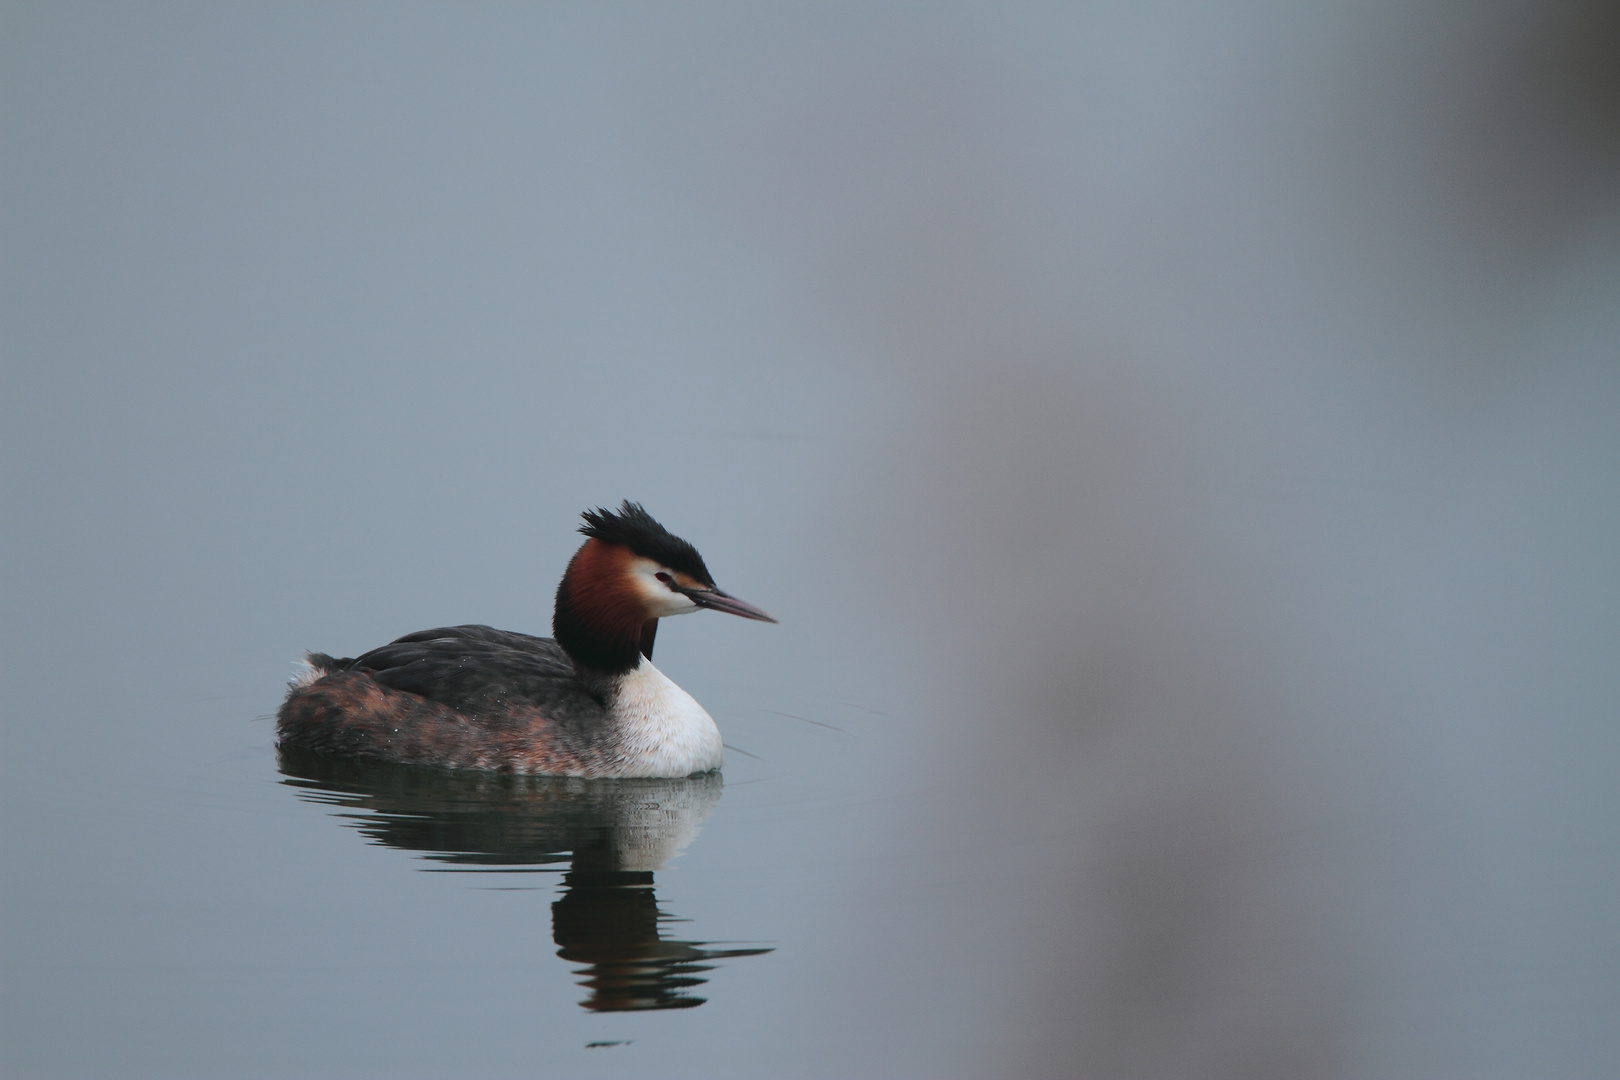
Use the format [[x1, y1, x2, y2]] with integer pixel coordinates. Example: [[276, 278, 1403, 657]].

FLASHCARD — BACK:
[[5, 4, 1619, 1078], [5, 601, 933, 1077]]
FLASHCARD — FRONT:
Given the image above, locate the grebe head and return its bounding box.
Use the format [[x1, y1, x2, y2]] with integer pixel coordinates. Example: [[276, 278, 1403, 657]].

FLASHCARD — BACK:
[[554, 501, 776, 672]]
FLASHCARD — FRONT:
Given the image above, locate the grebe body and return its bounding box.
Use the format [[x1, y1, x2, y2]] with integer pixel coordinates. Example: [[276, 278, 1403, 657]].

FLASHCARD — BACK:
[[276, 503, 775, 777]]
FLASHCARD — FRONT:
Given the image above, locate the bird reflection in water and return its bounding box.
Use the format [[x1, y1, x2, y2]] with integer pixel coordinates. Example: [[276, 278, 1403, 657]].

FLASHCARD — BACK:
[[277, 746, 771, 1011]]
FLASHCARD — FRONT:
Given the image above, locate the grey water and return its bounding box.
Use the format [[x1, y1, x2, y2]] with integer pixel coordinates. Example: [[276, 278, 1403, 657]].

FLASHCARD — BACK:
[[4, 4, 1619, 1078]]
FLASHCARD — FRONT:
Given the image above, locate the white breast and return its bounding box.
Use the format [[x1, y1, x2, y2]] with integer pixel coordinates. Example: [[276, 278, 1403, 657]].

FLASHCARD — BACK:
[[606, 660, 724, 777]]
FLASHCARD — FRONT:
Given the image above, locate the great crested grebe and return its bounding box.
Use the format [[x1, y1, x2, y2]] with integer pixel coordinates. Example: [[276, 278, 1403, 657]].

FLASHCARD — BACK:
[[276, 502, 776, 777]]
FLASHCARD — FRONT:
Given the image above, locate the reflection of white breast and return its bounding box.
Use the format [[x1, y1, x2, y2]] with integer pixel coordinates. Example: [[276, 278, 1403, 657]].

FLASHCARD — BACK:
[[605, 773, 724, 870], [607, 660, 724, 778]]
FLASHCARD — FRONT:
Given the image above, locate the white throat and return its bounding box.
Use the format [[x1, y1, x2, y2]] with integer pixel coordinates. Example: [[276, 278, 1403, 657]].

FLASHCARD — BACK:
[[606, 659, 723, 777]]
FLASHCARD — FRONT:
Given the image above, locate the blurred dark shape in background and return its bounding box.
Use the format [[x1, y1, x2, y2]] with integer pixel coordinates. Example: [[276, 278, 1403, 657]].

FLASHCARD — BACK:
[[1431, 0, 1620, 269], [642, 2, 1620, 1074]]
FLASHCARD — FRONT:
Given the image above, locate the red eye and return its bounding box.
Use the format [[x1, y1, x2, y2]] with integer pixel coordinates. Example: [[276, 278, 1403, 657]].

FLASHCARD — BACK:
[[655, 572, 674, 585]]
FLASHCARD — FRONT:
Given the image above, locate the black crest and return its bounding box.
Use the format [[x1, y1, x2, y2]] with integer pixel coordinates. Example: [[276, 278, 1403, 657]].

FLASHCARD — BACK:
[[579, 501, 714, 586]]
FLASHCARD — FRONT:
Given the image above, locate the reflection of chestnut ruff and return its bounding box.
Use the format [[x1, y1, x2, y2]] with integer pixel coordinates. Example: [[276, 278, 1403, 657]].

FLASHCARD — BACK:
[[277, 746, 771, 1011]]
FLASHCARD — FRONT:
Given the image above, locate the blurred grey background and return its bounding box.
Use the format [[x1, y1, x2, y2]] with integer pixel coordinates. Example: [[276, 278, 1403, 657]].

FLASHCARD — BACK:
[[3, 3, 1618, 1078]]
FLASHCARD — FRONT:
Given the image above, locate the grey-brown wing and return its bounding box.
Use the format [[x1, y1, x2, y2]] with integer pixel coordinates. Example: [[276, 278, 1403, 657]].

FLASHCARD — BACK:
[[343, 625, 604, 727]]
